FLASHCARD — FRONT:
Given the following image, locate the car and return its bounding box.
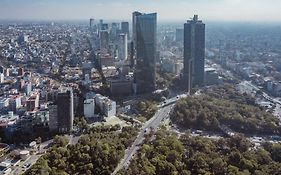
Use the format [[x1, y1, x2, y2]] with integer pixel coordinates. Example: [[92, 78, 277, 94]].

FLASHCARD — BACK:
[[26, 163, 31, 168]]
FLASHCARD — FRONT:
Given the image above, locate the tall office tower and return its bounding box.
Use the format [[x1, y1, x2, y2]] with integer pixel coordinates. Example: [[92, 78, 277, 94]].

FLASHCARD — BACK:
[[99, 19, 103, 30], [57, 89, 74, 133], [48, 104, 58, 132], [111, 22, 118, 40], [134, 12, 157, 94], [183, 15, 205, 94], [118, 33, 128, 60], [121, 22, 130, 39], [90, 18, 94, 28], [99, 30, 109, 51], [132, 11, 142, 44], [130, 41, 134, 68]]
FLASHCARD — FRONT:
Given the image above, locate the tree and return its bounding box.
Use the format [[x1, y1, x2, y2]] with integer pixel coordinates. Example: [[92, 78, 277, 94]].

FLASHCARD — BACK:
[[53, 136, 69, 147]]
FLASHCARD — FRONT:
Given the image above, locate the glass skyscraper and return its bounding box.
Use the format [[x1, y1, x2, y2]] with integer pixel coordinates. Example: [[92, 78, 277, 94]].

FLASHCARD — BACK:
[[121, 21, 130, 39], [183, 15, 205, 94], [57, 89, 74, 133], [133, 12, 157, 94]]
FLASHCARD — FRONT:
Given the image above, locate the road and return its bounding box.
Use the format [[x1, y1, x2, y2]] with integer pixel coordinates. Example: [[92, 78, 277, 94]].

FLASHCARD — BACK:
[[241, 81, 281, 122], [11, 135, 81, 175], [10, 139, 53, 175], [112, 94, 186, 175], [11, 154, 40, 175]]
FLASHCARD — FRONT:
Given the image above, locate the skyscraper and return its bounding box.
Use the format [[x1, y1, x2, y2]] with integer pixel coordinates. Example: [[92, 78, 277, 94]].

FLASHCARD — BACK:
[[99, 30, 109, 51], [134, 12, 157, 94], [132, 11, 142, 45], [90, 18, 94, 28], [118, 33, 128, 60], [48, 104, 58, 132], [183, 15, 205, 94], [121, 22, 129, 39], [57, 89, 74, 133], [110, 22, 118, 40]]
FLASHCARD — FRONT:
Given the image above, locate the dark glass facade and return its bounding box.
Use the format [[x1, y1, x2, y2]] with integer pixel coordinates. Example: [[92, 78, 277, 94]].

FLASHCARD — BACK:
[[134, 12, 157, 94], [57, 90, 74, 133], [121, 22, 129, 39], [183, 15, 205, 93]]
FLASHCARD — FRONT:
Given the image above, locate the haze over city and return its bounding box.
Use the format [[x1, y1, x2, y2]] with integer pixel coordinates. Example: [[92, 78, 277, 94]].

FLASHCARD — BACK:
[[1, 0, 281, 22], [1, 0, 281, 174]]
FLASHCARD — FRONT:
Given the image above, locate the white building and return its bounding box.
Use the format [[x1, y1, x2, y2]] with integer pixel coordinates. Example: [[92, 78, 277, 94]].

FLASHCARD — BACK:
[[0, 73, 4, 83], [84, 99, 95, 118], [95, 94, 116, 118], [103, 99, 116, 117]]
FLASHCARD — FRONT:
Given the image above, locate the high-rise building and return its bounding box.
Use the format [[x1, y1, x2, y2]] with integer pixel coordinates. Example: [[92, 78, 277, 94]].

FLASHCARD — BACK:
[[134, 12, 157, 94], [99, 30, 109, 51], [131, 12, 142, 69], [118, 33, 128, 60], [90, 18, 94, 28], [57, 89, 74, 133], [0, 73, 4, 83], [132, 11, 142, 45], [183, 15, 205, 94], [121, 22, 130, 39], [48, 104, 58, 132], [99, 19, 103, 31], [110, 22, 119, 41]]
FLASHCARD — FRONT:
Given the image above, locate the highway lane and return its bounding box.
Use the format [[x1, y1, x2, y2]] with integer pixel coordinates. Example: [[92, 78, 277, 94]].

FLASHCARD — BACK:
[[112, 95, 184, 175]]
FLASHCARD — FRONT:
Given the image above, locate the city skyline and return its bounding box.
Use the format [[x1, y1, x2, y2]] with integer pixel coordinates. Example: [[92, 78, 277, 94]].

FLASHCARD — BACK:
[[1, 0, 281, 22]]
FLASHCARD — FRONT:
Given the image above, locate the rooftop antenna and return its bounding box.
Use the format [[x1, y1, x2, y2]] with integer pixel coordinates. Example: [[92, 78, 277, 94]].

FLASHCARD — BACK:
[[193, 15, 198, 21]]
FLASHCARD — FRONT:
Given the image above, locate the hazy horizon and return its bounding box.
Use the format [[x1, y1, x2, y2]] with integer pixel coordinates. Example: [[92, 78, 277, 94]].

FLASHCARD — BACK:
[[1, 0, 281, 22]]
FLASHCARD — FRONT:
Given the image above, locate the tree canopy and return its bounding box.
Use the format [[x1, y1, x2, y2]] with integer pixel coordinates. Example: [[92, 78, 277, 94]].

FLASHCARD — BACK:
[[119, 130, 281, 175], [171, 85, 281, 135], [25, 126, 138, 175]]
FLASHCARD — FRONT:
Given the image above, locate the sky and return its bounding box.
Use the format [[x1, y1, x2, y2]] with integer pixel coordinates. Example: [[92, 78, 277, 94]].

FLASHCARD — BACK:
[[1, 0, 281, 22]]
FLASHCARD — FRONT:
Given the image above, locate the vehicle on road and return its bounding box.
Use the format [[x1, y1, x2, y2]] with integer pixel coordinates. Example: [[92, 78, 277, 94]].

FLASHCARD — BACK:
[[144, 128, 148, 133]]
